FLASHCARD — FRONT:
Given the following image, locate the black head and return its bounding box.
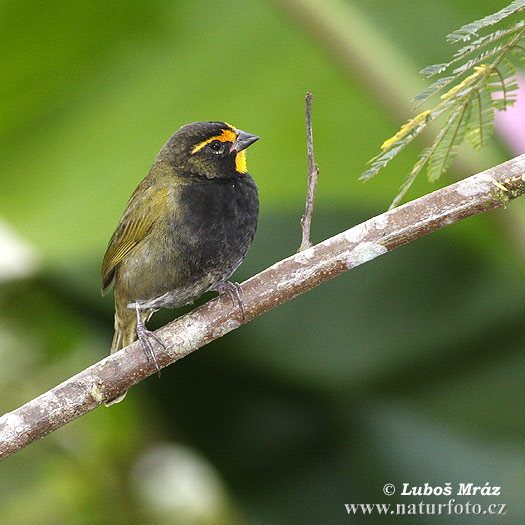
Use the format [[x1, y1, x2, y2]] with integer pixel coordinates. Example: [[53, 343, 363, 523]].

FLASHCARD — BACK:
[[156, 121, 259, 180]]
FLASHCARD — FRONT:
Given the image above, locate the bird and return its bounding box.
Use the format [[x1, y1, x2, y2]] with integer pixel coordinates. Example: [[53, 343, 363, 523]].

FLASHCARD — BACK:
[[101, 121, 259, 404]]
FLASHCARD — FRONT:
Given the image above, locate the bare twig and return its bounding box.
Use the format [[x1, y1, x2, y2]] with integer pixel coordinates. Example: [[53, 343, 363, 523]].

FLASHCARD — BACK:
[[300, 91, 320, 251], [1, 154, 524, 460]]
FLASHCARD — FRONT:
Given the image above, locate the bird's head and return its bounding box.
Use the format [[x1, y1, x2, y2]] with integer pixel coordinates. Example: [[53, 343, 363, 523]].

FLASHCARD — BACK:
[[156, 121, 259, 180]]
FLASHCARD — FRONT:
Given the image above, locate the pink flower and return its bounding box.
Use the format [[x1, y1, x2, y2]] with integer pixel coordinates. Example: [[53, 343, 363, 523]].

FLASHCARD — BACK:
[[494, 72, 525, 155]]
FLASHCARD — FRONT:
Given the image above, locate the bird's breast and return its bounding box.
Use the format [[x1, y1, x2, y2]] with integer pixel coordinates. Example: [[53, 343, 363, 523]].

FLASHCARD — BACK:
[[178, 175, 259, 251], [123, 175, 258, 310]]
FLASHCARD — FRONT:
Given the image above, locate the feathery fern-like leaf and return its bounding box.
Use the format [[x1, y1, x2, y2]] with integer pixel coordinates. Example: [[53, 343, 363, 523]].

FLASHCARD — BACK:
[[453, 21, 525, 60], [389, 148, 432, 210], [489, 58, 518, 108], [361, 139, 412, 181], [421, 21, 525, 80], [362, 1, 525, 208], [413, 76, 455, 104], [426, 104, 470, 182], [447, 0, 525, 43], [420, 63, 449, 77], [464, 86, 495, 150]]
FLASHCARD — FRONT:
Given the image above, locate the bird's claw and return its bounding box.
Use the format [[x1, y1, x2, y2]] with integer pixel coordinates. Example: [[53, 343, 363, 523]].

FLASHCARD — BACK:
[[217, 281, 245, 320], [135, 304, 163, 377]]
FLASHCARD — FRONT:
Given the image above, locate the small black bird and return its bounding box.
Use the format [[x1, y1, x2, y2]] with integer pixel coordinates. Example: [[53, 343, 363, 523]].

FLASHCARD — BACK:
[[101, 121, 259, 403]]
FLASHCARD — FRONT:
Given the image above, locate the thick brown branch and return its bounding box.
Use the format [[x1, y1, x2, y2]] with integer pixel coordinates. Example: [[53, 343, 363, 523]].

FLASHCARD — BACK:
[[1, 154, 524, 460]]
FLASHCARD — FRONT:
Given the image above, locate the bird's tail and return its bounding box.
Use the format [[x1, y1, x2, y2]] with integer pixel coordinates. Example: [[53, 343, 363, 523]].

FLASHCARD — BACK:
[[110, 307, 138, 354], [105, 305, 138, 406]]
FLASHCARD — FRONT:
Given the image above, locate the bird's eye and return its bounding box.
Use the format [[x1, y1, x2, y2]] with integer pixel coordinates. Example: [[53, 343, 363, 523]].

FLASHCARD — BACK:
[[209, 140, 224, 153]]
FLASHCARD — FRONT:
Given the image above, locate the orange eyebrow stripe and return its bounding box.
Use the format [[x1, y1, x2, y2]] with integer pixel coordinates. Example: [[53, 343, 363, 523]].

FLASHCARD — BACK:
[[191, 128, 237, 154]]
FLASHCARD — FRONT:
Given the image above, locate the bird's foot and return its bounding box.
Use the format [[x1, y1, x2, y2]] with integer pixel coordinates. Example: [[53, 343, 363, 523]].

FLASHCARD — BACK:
[[216, 281, 245, 320], [135, 304, 163, 377]]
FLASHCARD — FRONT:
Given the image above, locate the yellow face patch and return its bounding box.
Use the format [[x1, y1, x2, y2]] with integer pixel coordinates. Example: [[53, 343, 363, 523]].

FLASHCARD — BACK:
[[191, 127, 237, 154], [236, 151, 247, 173], [191, 125, 248, 174]]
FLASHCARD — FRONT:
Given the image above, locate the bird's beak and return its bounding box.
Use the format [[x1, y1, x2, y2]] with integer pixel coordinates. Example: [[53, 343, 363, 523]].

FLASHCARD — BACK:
[[231, 129, 259, 153]]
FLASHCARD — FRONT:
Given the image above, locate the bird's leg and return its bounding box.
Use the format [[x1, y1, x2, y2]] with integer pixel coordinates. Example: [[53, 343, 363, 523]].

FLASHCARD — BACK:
[[135, 303, 163, 377], [216, 281, 245, 320]]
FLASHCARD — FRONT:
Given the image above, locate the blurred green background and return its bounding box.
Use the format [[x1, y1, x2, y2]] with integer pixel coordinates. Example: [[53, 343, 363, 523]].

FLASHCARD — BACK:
[[1, 1, 524, 523]]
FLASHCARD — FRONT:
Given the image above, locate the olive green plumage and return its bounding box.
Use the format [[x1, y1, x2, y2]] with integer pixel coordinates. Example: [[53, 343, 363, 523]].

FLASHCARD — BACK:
[[101, 121, 259, 400]]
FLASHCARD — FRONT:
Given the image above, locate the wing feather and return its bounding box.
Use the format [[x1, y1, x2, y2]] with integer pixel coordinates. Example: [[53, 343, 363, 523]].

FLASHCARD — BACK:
[[101, 183, 170, 295]]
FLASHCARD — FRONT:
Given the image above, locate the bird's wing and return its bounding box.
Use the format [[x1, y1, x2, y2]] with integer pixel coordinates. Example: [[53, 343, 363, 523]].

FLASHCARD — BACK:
[[101, 183, 171, 295]]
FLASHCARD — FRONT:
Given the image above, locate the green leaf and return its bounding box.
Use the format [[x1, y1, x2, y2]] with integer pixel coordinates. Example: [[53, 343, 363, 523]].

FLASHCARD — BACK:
[[490, 58, 518, 108], [465, 87, 494, 150], [413, 76, 455, 104], [420, 63, 449, 77], [363, 1, 525, 206], [360, 139, 412, 181], [426, 104, 470, 182], [389, 147, 432, 209], [453, 21, 525, 60], [447, 0, 525, 43]]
